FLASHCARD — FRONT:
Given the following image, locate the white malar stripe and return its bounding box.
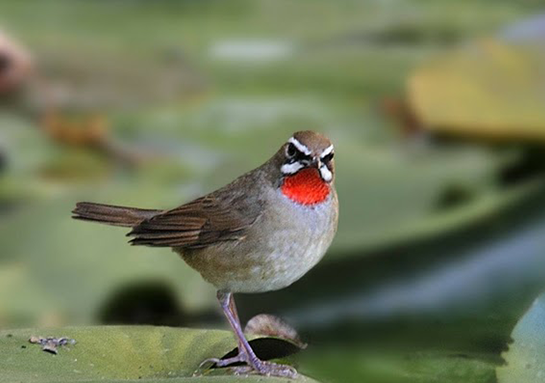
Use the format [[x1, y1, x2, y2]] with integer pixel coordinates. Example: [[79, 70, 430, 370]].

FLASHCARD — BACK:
[[281, 161, 304, 174], [288, 137, 311, 156], [320, 165, 333, 182], [320, 144, 334, 158]]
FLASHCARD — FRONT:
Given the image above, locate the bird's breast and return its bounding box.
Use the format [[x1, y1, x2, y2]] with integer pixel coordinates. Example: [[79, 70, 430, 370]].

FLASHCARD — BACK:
[[280, 168, 331, 205], [180, 187, 338, 294]]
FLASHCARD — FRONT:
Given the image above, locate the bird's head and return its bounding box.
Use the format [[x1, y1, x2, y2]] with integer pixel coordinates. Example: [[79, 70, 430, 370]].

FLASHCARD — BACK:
[[275, 131, 335, 206], [280, 130, 335, 183]]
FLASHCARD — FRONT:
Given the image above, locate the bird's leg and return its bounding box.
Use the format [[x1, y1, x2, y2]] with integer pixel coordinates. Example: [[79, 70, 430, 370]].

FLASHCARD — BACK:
[[207, 290, 298, 378], [227, 291, 245, 352], [199, 291, 247, 368]]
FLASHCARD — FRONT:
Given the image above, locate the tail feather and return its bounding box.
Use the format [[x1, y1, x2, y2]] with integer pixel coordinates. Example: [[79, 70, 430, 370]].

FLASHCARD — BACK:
[[72, 202, 162, 228]]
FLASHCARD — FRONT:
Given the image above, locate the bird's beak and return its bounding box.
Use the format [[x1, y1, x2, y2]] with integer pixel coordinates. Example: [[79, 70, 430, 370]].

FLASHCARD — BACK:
[[310, 157, 322, 169]]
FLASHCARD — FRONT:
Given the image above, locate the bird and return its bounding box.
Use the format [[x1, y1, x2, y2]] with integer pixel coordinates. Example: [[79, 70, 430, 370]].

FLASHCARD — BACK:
[[72, 130, 338, 378]]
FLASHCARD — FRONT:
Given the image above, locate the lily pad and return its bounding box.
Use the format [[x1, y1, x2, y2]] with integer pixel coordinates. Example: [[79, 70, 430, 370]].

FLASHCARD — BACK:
[[301, 348, 498, 383], [0, 198, 218, 327], [0, 326, 318, 383], [408, 38, 545, 142]]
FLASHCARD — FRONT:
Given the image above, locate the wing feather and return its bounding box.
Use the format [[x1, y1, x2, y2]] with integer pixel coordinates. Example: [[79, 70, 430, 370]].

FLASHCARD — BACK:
[[127, 182, 263, 248]]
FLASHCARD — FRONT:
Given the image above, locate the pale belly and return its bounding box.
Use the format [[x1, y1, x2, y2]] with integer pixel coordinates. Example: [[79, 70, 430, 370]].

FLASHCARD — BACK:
[[179, 191, 338, 293]]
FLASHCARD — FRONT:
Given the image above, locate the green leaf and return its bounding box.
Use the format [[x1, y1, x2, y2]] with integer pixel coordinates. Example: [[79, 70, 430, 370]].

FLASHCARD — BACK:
[[301, 349, 497, 383], [0, 326, 319, 383], [409, 39, 545, 141], [497, 293, 545, 383]]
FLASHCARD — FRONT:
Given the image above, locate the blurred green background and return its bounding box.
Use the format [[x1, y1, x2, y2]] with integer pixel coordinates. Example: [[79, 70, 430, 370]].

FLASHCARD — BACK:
[[2, 1, 545, 382]]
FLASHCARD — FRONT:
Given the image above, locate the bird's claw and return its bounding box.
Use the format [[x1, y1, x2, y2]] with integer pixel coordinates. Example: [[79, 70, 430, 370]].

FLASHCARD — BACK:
[[198, 358, 222, 369], [197, 353, 298, 379], [250, 359, 298, 379], [194, 353, 245, 375]]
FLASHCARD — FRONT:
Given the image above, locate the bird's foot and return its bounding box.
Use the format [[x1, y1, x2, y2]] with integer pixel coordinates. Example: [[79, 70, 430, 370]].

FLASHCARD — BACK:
[[198, 354, 244, 369], [242, 358, 298, 379], [197, 352, 298, 379]]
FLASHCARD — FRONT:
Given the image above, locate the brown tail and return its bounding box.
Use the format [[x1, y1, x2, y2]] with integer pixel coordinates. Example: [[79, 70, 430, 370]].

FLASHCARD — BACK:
[[72, 202, 162, 228]]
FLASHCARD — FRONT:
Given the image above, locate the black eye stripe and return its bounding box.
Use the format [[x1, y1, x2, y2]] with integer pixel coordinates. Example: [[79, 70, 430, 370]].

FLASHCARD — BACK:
[[286, 143, 312, 161], [322, 152, 334, 162]]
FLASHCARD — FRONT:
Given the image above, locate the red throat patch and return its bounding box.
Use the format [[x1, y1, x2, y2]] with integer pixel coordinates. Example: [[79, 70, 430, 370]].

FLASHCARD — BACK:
[[281, 168, 331, 205]]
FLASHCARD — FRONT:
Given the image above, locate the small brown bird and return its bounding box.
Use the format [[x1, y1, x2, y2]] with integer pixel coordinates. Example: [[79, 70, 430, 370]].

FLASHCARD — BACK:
[[72, 130, 338, 378]]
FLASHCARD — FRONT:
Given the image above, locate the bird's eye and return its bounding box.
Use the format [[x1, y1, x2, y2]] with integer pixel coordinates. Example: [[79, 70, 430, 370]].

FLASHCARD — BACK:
[[286, 143, 297, 158], [322, 152, 334, 163]]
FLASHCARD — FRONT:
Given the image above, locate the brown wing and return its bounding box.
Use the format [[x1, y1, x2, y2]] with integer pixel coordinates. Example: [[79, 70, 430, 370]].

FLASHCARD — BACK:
[[127, 190, 262, 249]]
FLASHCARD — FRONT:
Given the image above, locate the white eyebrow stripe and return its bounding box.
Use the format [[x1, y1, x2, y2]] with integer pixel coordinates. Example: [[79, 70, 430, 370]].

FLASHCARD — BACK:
[[281, 162, 304, 174], [320, 164, 333, 182], [320, 145, 334, 157], [288, 137, 311, 156]]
